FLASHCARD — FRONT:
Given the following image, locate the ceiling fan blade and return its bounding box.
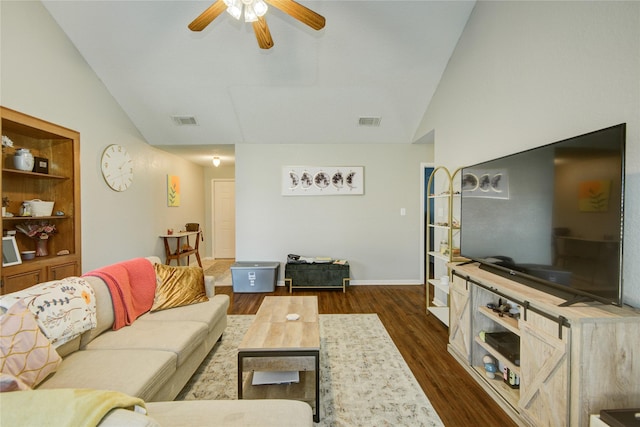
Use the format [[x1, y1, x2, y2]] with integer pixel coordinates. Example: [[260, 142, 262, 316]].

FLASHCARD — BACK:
[[188, 0, 227, 32], [265, 0, 326, 31], [253, 17, 274, 49]]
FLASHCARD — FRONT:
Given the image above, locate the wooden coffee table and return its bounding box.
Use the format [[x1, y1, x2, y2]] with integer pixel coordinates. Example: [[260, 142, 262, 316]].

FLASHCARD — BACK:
[[237, 296, 320, 422]]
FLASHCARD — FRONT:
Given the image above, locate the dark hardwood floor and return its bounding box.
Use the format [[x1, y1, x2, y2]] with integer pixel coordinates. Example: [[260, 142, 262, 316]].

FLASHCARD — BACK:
[[215, 284, 517, 427]]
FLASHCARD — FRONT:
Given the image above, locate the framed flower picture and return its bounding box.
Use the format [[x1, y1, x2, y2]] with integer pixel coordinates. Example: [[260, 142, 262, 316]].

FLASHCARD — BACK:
[[168, 175, 180, 207]]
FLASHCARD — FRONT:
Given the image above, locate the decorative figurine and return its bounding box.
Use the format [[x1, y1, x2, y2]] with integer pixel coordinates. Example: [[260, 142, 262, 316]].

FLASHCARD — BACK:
[[483, 355, 498, 379]]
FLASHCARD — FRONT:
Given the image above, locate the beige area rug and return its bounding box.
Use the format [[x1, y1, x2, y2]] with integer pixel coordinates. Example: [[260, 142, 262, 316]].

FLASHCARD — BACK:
[[202, 259, 234, 286], [177, 314, 444, 427]]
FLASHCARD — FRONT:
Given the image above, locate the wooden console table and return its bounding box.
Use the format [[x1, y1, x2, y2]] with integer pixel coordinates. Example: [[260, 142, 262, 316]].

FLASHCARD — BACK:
[[284, 262, 350, 293], [159, 231, 202, 267]]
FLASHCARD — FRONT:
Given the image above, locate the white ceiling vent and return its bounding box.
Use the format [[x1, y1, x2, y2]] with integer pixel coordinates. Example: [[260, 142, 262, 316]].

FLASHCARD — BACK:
[[358, 116, 381, 127], [171, 115, 199, 126]]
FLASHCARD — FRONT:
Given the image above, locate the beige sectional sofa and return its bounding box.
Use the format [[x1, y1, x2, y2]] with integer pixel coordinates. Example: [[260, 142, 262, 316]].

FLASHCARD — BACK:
[[33, 256, 227, 402], [0, 257, 313, 426]]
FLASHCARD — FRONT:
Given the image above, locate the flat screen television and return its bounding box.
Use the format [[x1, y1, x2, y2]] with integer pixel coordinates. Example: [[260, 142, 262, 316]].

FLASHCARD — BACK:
[[460, 124, 625, 306]]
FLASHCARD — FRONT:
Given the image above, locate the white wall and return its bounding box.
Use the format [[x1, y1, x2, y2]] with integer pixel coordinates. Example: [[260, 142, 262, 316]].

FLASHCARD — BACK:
[[418, 1, 640, 307], [235, 143, 430, 284], [1, 1, 206, 272]]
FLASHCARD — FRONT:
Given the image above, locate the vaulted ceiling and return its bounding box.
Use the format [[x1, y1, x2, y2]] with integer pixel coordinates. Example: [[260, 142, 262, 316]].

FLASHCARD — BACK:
[[42, 1, 475, 166]]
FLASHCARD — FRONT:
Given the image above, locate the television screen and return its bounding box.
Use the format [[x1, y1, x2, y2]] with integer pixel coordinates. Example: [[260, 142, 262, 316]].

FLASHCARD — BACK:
[[460, 124, 625, 306]]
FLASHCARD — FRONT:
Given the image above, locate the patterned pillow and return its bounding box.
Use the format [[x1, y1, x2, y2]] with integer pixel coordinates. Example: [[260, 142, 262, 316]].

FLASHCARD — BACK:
[[151, 264, 208, 312], [0, 373, 30, 392], [0, 300, 62, 389], [0, 277, 97, 348]]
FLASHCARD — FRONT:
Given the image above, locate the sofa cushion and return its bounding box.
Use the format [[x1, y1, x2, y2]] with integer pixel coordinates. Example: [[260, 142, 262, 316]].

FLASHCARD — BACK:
[[84, 320, 207, 367], [151, 264, 208, 312], [80, 276, 115, 347], [146, 399, 314, 427], [55, 335, 81, 358], [141, 295, 229, 334], [37, 349, 176, 401], [0, 300, 62, 389]]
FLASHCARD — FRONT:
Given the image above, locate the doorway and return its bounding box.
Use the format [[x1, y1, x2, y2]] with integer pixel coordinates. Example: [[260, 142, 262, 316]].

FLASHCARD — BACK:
[[212, 180, 235, 259]]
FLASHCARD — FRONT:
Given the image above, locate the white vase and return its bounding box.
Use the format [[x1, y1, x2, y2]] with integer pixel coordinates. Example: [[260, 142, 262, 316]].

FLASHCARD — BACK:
[[14, 148, 34, 171]]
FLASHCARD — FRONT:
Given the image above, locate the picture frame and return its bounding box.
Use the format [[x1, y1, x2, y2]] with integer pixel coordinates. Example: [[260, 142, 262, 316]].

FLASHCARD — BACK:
[[2, 236, 22, 267], [282, 166, 364, 196], [462, 169, 510, 200], [167, 175, 181, 207]]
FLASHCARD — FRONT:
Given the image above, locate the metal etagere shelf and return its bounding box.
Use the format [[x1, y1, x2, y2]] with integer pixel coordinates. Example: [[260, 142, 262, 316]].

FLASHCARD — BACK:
[[426, 166, 464, 326]]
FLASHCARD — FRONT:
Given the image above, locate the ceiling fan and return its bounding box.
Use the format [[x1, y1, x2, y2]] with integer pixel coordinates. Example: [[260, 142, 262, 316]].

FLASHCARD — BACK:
[[189, 0, 326, 49]]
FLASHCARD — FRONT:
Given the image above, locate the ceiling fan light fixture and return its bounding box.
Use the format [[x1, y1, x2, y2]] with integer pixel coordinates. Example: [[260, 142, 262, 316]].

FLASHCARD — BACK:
[[254, 0, 268, 17], [244, 4, 258, 22], [226, 0, 242, 20], [189, 0, 325, 49]]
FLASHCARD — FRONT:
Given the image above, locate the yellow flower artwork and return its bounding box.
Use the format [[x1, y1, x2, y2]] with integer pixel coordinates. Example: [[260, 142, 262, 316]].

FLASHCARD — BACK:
[[168, 175, 180, 207], [579, 180, 610, 212]]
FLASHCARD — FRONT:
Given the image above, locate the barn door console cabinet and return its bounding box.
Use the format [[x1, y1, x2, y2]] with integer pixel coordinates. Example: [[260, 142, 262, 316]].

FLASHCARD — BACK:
[[448, 263, 639, 427]]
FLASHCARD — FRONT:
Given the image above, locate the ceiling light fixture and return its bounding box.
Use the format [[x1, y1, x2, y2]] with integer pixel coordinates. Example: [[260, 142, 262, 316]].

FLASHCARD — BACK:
[[212, 156, 221, 167], [224, 0, 268, 23]]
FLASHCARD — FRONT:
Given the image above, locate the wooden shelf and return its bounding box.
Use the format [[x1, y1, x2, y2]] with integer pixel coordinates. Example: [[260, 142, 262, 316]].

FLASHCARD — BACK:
[[429, 278, 450, 294], [2, 215, 70, 221], [428, 224, 450, 230], [471, 365, 519, 409], [2, 168, 68, 180], [474, 336, 521, 375], [242, 371, 316, 409], [6, 252, 76, 266], [428, 306, 450, 326], [428, 251, 450, 263], [477, 306, 520, 336]]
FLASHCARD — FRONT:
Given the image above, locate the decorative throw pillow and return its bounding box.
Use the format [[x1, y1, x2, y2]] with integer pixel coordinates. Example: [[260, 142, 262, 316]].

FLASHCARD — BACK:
[[0, 300, 62, 389], [0, 373, 30, 392], [0, 277, 97, 348], [151, 264, 208, 312]]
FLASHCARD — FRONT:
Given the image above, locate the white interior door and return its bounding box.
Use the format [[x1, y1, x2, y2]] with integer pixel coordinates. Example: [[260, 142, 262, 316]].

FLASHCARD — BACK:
[[213, 180, 235, 259]]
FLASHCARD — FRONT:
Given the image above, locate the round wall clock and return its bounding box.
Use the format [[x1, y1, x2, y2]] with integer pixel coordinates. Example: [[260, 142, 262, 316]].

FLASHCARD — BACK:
[[101, 144, 133, 192]]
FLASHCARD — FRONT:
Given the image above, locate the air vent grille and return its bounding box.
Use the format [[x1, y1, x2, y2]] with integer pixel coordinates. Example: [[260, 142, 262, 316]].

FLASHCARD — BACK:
[[358, 116, 381, 127], [171, 115, 199, 126]]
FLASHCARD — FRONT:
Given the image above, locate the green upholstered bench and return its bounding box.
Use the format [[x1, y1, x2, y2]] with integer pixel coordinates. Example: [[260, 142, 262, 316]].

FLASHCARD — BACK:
[[284, 262, 350, 293]]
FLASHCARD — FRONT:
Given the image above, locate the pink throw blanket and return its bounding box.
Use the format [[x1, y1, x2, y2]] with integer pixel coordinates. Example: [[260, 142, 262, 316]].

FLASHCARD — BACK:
[[84, 258, 157, 330]]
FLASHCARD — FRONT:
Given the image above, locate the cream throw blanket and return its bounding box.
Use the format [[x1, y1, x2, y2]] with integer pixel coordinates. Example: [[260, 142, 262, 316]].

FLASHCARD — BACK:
[[0, 389, 146, 426]]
